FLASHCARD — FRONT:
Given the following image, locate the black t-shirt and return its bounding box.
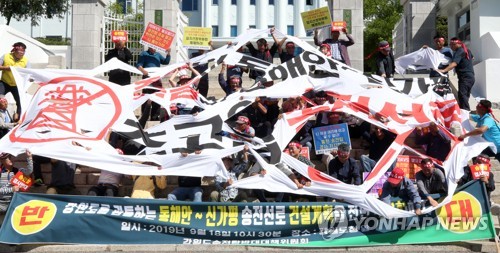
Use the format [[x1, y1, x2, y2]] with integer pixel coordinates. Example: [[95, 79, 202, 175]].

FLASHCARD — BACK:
[[451, 47, 474, 78]]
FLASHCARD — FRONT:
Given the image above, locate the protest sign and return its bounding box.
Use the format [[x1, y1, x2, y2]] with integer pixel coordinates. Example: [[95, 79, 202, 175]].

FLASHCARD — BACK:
[[183, 27, 212, 50], [300, 7, 332, 32], [140, 22, 176, 52], [331, 21, 346, 32], [312, 123, 350, 155], [395, 155, 422, 180], [9, 172, 32, 192], [111, 30, 128, 43], [470, 164, 491, 179]]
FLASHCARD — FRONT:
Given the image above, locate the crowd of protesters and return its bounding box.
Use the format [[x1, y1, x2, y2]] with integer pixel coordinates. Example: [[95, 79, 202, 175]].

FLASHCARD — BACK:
[[0, 25, 497, 215]]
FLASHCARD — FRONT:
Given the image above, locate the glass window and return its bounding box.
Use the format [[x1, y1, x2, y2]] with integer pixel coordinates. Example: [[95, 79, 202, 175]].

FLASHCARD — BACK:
[[249, 25, 256, 29], [182, 0, 198, 11], [213, 0, 218, 4], [231, 0, 236, 5], [456, 9, 470, 42], [230, 26, 238, 37], [288, 0, 294, 4], [287, 25, 294, 36], [306, 0, 313, 5], [250, 0, 256, 5], [212, 26, 219, 37], [269, 0, 274, 4]]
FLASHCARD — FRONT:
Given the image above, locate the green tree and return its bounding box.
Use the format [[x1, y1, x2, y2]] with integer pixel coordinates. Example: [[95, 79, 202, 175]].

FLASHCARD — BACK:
[[0, 0, 70, 26], [436, 16, 448, 42], [363, 0, 403, 73]]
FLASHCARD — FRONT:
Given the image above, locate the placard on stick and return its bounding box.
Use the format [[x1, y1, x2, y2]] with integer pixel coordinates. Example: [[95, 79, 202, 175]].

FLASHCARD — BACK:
[[183, 26, 212, 50], [140, 22, 176, 53], [300, 6, 332, 32]]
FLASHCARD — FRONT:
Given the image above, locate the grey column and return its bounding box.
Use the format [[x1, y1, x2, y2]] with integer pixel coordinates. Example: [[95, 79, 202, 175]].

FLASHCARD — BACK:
[[71, 0, 105, 69]]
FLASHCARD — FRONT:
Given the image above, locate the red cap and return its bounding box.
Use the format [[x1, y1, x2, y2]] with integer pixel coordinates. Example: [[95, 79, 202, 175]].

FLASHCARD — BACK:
[[387, 168, 405, 185], [236, 116, 250, 125]]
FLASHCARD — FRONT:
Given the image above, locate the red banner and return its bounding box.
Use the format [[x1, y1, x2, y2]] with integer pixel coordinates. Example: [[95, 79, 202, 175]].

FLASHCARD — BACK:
[[140, 22, 176, 52]]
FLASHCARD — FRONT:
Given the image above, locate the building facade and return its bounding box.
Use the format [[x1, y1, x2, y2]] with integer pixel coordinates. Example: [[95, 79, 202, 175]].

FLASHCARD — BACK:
[[181, 0, 327, 38], [395, 0, 500, 102]]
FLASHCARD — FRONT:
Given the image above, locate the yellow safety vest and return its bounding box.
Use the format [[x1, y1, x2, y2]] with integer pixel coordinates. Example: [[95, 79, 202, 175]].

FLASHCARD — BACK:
[[1, 53, 28, 87]]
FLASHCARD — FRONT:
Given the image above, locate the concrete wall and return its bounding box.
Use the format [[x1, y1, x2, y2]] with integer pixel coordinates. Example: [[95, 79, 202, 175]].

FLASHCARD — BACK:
[[397, 0, 437, 56], [71, 0, 106, 69], [329, 0, 364, 71], [143, 0, 187, 64], [438, 0, 500, 102]]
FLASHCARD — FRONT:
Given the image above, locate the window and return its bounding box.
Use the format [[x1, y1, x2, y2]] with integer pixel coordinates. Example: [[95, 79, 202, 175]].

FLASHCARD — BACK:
[[306, 30, 313, 37], [182, 0, 198, 11], [250, 0, 256, 5], [287, 25, 294, 36], [212, 26, 219, 37], [269, 0, 274, 4], [457, 9, 470, 42], [213, 0, 218, 4], [306, 0, 313, 5], [288, 0, 294, 4], [230, 26, 238, 37], [231, 0, 236, 5]]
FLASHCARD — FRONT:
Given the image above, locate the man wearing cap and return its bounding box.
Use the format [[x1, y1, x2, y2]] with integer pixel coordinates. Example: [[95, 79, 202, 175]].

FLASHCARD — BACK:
[[0, 97, 16, 138], [375, 41, 395, 78], [380, 167, 422, 215], [168, 62, 201, 88], [0, 42, 31, 121], [314, 26, 354, 66], [415, 158, 447, 207], [328, 143, 362, 185], [105, 39, 133, 86], [458, 154, 495, 202], [219, 63, 242, 96], [458, 99, 500, 162], [438, 37, 475, 110], [234, 116, 255, 138]]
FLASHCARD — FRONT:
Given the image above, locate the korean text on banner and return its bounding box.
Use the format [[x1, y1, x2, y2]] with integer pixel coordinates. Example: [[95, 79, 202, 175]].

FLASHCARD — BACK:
[[471, 164, 491, 180], [0, 181, 494, 246], [312, 123, 351, 155], [395, 155, 423, 180], [300, 6, 332, 32], [139, 22, 176, 53], [111, 30, 128, 43], [331, 21, 347, 32], [183, 27, 212, 50]]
